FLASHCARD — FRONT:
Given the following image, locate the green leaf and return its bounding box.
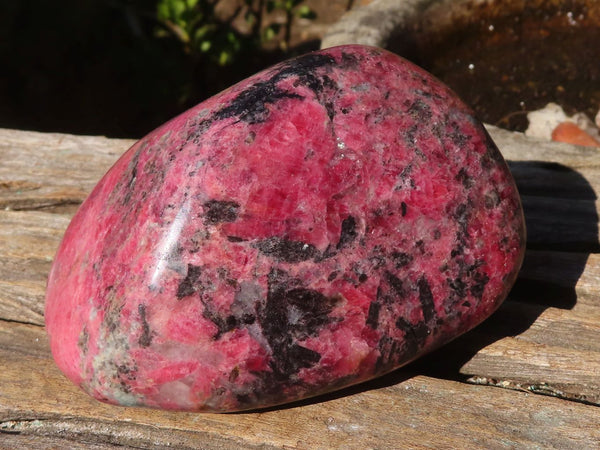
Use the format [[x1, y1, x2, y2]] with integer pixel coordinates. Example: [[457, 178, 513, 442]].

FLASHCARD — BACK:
[[194, 24, 214, 40], [219, 50, 232, 66], [172, 0, 187, 19], [157, 1, 170, 21], [200, 40, 211, 52], [284, 0, 297, 11], [226, 31, 238, 44], [262, 23, 281, 42], [296, 5, 316, 19], [245, 10, 257, 25]]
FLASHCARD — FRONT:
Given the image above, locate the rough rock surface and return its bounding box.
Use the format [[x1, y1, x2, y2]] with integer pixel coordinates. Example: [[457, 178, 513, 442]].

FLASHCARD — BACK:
[[45, 45, 525, 412]]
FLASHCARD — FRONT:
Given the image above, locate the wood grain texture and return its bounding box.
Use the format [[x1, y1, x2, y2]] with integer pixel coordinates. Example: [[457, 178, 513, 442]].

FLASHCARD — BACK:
[[0, 129, 133, 212], [1, 127, 599, 448]]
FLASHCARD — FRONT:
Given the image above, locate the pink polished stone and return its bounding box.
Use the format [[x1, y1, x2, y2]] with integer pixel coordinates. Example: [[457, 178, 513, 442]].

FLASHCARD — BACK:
[[45, 45, 525, 412]]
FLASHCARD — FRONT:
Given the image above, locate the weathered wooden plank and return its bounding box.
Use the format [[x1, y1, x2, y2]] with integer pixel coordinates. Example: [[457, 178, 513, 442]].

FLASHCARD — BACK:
[[0, 321, 49, 358], [0, 434, 124, 450], [461, 334, 600, 402], [433, 325, 600, 405], [1, 322, 599, 449], [495, 302, 600, 353], [0, 211, 69, 325], [0, 416, 273, 450], [0, 129, 133, 212], [489, 125, 600, 165]]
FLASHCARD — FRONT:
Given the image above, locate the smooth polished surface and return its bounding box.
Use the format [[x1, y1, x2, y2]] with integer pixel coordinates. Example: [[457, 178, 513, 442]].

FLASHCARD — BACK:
[[45, 45, 525, 412]]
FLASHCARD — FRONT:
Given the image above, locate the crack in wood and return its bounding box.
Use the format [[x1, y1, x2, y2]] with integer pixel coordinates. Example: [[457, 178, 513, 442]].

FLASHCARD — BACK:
[[0, 181, 42, 192], [0, 317, 45, 328], [466, 376, 600, 407], [1, 199, 83, 212], [0, 417, 276, 449]]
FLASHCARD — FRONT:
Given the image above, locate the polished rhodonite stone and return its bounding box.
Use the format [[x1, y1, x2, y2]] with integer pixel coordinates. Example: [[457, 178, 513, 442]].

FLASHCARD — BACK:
[[45, 45, 525, 412]]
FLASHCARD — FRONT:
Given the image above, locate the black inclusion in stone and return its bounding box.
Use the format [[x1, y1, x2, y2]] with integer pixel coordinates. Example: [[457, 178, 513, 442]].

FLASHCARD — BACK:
[[484, 190, 501, 209], [212, 52, 337, 125], [396, 318, 430, 342], [453, 202, 471, 235], [318, 77, 338, 121], [337, 215, 357, 249], [203, 200, 240, 225], [176, 264, 204, 299], [278, 53, 339, 119], [391, 251, 413, 268], [137, 304, 153, 348], [284, 344, 321, 374], [276, 53, 337, 83], [417, 276, 436, 323], [201, 302, 228, 339], [455, 168, 474, 189], [121, 147, 141, 205], [384, 271, 405, 298], [395, 317, 430, 356], [183, 53, 339, 148], [470, 272, 490, 299], [77, 327, 89, 354], [126, 157, 138, 193], [259, 268, 341, 381], [448, 277, 468, 299], [285, 288, 340, 337], [375, 334, 400, 372], [407, 98, 433, 121], [340, 51, 359, 68], [214, 81, 303, 124], [366, 301, 381, 328], [255, 237, 318, 263]]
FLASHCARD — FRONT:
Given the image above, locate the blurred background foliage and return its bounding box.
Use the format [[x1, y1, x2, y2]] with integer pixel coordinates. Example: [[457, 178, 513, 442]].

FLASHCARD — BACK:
[[0, 0, 319, 138]]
